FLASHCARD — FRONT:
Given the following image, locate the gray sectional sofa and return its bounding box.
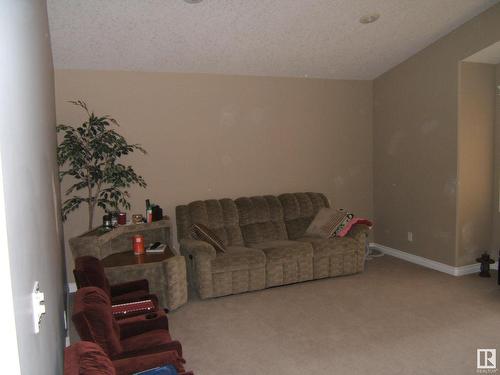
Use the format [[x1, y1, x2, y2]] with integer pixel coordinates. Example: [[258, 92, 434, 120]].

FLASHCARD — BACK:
[[176, 192, 369, 299]]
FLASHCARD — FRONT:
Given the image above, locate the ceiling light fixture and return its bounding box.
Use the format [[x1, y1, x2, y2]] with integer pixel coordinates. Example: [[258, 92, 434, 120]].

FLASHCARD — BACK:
[[359, 13, 380, 24], [184, 0, 203, 3]]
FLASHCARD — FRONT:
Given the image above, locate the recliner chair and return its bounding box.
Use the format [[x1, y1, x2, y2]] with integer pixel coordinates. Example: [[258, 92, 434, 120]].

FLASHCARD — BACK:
[[74, 255, 159, 307], [64, 340, 191, 375], [72, 287, 183, 362]]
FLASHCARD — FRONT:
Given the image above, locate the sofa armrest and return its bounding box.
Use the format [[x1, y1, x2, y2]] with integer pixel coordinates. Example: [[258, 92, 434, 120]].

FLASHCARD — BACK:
[[346, 224, 370, 243], [118, 309, 169, 339], [110, 279, 150, 297], [179, 239, 216, 299], [179, 239, 217, 260]]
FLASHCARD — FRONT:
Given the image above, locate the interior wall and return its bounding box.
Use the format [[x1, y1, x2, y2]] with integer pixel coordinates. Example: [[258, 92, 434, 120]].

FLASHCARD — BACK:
[[457, 62, 495, 266], [492, 64, 500, 251], [54, 70, 373, 282], [0, 1, 66, 374], [373, 3, 500, 266]]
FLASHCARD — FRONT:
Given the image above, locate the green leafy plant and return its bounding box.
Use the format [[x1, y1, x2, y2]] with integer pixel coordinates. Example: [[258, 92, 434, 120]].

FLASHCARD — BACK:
[[57, 101, 147, 230]]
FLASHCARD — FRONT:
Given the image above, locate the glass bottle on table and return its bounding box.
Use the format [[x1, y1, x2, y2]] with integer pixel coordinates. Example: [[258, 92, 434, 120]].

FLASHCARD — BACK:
[[145, 199, 152, 224]]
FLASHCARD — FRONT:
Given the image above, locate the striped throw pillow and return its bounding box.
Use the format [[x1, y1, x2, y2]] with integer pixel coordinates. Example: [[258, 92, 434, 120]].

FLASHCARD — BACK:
[[305, 208, 353, 238], [191, 223, 226, 253], [331, 211, 355, 237]]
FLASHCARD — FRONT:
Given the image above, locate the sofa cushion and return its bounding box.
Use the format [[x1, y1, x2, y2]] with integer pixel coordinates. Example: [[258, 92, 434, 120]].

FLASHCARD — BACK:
[[176, 198, 244, 246], [212, 246, 266, 272], [297, 236, 360, 258], [191, 223, 226, 253], [236, 196, 288, 245], [251, 240, 313, 261], [279, 193, 329, 239]]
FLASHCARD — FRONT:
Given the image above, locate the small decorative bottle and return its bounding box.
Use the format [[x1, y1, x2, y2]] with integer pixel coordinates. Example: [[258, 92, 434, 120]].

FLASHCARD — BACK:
[[146, 199, 153, 224]]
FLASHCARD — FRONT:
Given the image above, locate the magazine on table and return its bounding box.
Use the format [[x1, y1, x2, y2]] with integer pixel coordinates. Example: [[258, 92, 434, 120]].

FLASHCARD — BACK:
[[146, 242, 167, 253]]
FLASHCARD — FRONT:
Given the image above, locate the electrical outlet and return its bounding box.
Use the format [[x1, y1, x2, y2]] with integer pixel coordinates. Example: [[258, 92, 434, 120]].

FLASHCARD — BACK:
[[407, 232, 413, 242]]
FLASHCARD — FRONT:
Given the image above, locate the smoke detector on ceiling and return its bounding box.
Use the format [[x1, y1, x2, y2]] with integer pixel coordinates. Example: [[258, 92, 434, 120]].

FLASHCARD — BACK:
[[359, 13, 380, 24]]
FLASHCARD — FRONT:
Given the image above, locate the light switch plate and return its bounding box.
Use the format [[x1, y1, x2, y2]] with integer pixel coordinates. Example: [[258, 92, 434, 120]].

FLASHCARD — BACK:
[[32, 281, 46, 334]]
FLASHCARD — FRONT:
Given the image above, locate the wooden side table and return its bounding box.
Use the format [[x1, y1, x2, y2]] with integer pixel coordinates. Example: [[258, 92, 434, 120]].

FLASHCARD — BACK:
[[69, 219, 188, 310], [101, 249, 175, 268], [102, 249, 188, 311]]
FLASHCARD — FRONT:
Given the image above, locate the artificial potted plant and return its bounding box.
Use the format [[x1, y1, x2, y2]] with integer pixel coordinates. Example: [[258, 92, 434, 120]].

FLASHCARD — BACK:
[[57, 100, 147, 230]]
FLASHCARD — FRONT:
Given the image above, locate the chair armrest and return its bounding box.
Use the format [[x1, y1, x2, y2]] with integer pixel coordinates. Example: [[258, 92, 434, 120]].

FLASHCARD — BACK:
[[112, 293, 158, 309], [112, 349, 186, 374], [179, 239, 217, 260], [118, 309, 169, 339], [111, 279, 150, 297]]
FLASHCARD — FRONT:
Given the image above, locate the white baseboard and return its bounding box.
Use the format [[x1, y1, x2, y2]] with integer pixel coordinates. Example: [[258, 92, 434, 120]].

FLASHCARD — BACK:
[[370, 243, 498, 276], [67, 282, 77, 293]]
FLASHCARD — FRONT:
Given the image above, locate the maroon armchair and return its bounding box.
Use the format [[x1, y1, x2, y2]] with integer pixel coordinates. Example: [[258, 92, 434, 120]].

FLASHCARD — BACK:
[[64, 341, 192, 375], [74, 256, 158, 306], [72, 287, 182, 361]]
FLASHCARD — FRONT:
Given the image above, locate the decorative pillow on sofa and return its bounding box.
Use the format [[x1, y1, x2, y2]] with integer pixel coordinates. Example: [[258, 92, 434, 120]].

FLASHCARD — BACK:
[[305, 208, 354, 238], [331, 212, 355, 237], [335, 217, 373, 238], [191, 223, 226, 253]]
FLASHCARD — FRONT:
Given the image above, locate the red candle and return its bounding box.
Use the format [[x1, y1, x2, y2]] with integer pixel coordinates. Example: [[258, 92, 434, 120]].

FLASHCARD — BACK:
[[132, 235, 145, 255], [118, 212, 126, 225]]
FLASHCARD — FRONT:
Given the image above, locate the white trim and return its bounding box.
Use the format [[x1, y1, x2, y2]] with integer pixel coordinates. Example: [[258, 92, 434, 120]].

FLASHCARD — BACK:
[[370, 243, 498, 276], [68, 282, 77, 293]]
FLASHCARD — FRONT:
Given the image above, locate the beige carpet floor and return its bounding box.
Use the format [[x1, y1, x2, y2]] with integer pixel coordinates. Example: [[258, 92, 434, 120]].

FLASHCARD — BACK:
[[168, 256, 500, 375]]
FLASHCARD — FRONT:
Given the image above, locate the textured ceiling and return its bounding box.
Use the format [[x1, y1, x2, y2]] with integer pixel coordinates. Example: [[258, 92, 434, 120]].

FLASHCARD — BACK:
[[47, 0, 499, 80]]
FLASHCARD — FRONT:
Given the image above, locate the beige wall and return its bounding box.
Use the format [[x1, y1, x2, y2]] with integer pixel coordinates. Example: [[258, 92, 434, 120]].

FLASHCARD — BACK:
[[457, 62, 495, 266], [55, 71, 373, 281], [373, 4, 500, 266], [493, 64, 500, 251], [0, 1, 66, 373]]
